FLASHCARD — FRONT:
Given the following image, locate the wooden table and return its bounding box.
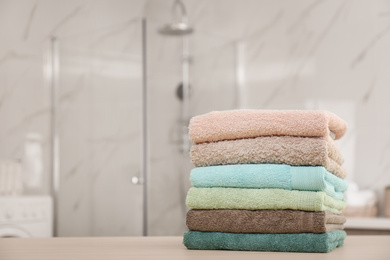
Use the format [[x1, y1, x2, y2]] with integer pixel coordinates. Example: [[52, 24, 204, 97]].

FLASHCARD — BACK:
[[1, 236, 389, 260]]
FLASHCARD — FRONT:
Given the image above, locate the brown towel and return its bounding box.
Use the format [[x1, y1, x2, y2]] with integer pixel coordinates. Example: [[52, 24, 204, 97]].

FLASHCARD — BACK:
[[186, 209, 346, 234], [190, 135, 346, 178], [189, 110, 348, 144]]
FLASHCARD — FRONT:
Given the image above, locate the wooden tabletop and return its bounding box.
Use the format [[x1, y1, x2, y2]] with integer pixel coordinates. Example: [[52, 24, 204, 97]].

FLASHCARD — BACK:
[[1, 236, 390, 260]]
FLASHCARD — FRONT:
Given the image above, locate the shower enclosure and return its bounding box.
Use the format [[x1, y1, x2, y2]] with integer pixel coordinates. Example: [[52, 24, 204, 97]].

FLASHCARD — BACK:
[[48, 8, 239, 236], [50, 18, 145, 236]]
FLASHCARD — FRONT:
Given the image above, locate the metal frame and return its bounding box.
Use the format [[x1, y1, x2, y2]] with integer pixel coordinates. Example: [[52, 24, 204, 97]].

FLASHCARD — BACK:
[[141, 18, 148, 237], [48, 36, 60, 237]]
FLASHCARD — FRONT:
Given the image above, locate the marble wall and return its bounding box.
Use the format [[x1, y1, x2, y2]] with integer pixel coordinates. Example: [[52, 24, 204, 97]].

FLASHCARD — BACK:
[[0, 0, 148, 236], [1, 0, 390, 237]]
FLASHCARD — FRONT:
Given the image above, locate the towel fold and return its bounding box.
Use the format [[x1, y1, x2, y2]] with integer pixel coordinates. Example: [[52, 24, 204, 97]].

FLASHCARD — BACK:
[[186, 187, 346, 214], [183, 230, 346, 253], [190, 164, 347, 200], [189, 110, 348, 144], [191, 136, 346, 178], [186, 209, 346, 234]]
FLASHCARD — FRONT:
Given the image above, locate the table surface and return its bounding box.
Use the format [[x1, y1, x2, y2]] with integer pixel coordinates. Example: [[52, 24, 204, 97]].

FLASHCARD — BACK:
[[1, 236, 390, 260], [345, 217, 390, 230]]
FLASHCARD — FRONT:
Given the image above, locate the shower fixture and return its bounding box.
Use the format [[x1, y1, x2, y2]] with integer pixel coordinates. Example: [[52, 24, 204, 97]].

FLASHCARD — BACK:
[[159, 0, 193, 154], [175, 82, 192, 101], [158, 0, 194, 36]]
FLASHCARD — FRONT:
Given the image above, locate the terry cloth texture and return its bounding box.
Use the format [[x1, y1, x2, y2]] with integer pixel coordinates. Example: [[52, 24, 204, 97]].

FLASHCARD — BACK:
[[186, 209, 346, 234], [189, 109, 348, 144], [186, 187, 346, 214], [183, 230, 346, 253], [190, 164, 347, 200], [190, 136, 346, 179]]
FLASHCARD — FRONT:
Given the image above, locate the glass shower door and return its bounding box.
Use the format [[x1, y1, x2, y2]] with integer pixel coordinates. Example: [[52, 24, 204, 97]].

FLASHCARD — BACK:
[[146, 18, 238, 235], [55, 18, 144, 236]]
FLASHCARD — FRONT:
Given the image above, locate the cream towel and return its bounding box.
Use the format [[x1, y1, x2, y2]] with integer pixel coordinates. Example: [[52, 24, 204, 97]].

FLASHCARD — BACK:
[[189, 110, 348, 144], [191, 136, 346, 178]]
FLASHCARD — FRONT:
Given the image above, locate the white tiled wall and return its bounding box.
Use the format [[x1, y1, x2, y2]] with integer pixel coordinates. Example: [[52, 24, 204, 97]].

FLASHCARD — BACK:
[[0, 0, 390, 236]]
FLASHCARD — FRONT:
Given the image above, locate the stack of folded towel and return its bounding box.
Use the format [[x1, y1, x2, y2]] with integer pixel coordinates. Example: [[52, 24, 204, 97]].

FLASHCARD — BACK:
[[183, 110, 348, 253]]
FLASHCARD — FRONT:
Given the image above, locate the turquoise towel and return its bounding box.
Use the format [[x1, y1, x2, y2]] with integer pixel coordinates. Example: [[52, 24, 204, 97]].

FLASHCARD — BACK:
[[190, 164, 347, 200], [186, 187, 346, 214], [183, 231, 346, 253]]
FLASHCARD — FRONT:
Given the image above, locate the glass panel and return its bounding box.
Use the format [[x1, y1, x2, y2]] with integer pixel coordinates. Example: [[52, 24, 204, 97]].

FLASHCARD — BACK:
[[56, 18, 143, 236], [147, 19, 237, 235]]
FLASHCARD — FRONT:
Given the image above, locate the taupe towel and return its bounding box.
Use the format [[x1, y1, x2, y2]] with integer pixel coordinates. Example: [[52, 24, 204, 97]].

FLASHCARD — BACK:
[[189, 110, 348, 144], [190, 135, 346, 178], [186, 209, 346, 234]]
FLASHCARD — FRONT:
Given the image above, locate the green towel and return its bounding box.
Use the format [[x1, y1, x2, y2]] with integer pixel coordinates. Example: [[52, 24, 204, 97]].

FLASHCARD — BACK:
[[183, 230, 346, 253], [190, 164, 347, 200], [186, 187, 346, 214]]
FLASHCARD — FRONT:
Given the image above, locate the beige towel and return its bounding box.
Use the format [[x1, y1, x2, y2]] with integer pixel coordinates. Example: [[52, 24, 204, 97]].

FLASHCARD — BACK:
[[186, 209, 346, 234], [189, 110, 347, 144], [191, 135, 346, 178]]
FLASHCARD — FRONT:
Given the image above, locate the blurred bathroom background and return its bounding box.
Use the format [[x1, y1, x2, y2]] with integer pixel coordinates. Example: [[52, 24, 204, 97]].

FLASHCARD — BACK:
[[1, 0, 390, 237]]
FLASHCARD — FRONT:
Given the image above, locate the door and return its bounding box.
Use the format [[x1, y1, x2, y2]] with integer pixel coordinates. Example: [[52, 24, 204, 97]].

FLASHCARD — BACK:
[[55, 18, 144, 236]]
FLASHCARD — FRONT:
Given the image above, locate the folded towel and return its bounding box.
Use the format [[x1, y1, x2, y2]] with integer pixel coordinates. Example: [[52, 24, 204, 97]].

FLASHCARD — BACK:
[[189, 110, 348, 144], [186, 209, 346, 233], [190, 164, 347, 200], [186, 187, 346, 214], [191, 136, 346, 178], [183, 230, 346, 253]]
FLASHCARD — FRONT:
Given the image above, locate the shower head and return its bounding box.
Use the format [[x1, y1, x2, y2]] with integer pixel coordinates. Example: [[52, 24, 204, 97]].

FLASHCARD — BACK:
[[159, 22, 193, 36], [158, 0, 194, 36]]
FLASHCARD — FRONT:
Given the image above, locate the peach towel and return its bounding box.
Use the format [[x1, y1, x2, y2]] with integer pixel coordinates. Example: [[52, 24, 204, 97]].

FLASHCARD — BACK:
[[189, 110, 347, 144], [191, 136, 346, 178]]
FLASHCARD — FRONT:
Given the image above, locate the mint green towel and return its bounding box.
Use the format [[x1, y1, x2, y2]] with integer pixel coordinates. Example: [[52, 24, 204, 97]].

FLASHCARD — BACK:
[[190, 164, 347, 200], [186, 188, 346, 214], [183, 230, 346, 253]]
